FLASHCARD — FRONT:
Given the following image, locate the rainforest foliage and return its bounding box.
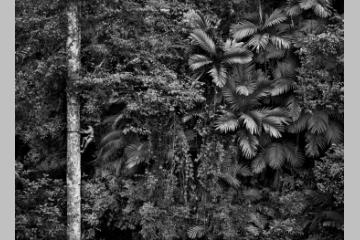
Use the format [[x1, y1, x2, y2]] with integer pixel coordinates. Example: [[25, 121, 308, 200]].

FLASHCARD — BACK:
[[15, 0, 344, 239]]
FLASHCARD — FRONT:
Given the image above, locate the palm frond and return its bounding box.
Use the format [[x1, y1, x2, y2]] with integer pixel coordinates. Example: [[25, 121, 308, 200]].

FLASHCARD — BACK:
[[287, 112, 311, 133], [265, 144, 286, 169], [252, 153, 267, 174], [239, 113, 259, 134], [286, 4, 302, 17], [97, 138, 125, 162], [300, 0, 316, 10], [263, 9, 288, 28], [235, 164, 253, 177], [236, 85, 250, 96], [325, 121, 343, 144], [222, 47, 253, 65], [125, 142, 150, 169], [100, 130, 124, 147], [231, 20, 258, 40], [188, 226, 205, 239], [263, 124, 282, 138], [189, 29, 216, 55], [238, 131, 259, 159], [286, 97, 302, 121], [188, 54, 213, 70], [215, 111, 239, 133], [270, 35, 291, 49], [192, 12, 212, 30], [208, 65, 227, 87], [308, 111, 329, 134], [313, 4, 331, 18], [218, 173, 241, 188], [270, 78, 295, 96], [247, 34, 269, 52], [282, 142, 304, 167], [305, 133, 327, 157]]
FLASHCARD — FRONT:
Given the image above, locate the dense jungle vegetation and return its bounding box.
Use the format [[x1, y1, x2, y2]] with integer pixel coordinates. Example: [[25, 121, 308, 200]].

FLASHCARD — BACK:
[[15, 0, 344, 239]]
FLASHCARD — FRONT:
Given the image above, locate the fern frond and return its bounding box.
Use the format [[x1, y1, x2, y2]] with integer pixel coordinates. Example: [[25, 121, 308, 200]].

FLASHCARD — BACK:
[[189, 29, 216, 55]]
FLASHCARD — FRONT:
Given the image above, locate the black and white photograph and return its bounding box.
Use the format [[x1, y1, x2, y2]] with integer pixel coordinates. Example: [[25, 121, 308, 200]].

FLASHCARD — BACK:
[[14, 0, 344, 239]]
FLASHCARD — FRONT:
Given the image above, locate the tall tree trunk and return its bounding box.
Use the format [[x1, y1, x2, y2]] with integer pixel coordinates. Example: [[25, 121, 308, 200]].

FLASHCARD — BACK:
[[66, 0, 81, 240]]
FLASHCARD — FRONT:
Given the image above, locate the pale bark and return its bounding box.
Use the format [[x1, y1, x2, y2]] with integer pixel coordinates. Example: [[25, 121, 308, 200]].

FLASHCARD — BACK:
[[66, 0, 81, 240]]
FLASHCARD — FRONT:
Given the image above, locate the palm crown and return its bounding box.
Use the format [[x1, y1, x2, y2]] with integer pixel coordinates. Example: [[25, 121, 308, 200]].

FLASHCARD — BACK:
[[230, 6, 291, 52]]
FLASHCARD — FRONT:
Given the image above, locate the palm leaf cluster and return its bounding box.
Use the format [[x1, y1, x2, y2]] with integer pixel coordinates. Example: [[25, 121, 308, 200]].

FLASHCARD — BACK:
[[188, 17, 253, 88], [285, 0, 333, 18], [215, 64, 292, 160], [230, 8, 291, 52], [287, 110, 343, 157]]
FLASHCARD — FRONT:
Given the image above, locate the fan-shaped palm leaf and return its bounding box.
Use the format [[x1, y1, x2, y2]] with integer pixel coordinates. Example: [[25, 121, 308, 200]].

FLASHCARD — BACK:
[[266, 143, 286, 169], [308, 111, 329, 134], [215, 111, 239, 133], [325, 121, 343, 144], [238, 131, 259, 159]]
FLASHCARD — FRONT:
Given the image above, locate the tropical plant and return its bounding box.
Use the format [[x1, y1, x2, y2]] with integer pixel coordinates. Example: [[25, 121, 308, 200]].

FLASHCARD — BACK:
[[188, 29, 253, 88], [230, 2, 291, 52]]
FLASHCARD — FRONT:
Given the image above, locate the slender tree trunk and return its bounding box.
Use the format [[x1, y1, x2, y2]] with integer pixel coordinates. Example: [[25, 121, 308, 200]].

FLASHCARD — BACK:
[[66, 0, 81, 240]]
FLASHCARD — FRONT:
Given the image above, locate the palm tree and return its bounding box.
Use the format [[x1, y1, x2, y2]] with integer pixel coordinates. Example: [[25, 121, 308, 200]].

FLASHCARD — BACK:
[[230, 1, 291, 53], [215, 64, 291, 159], [188, 30, 253, 88]]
